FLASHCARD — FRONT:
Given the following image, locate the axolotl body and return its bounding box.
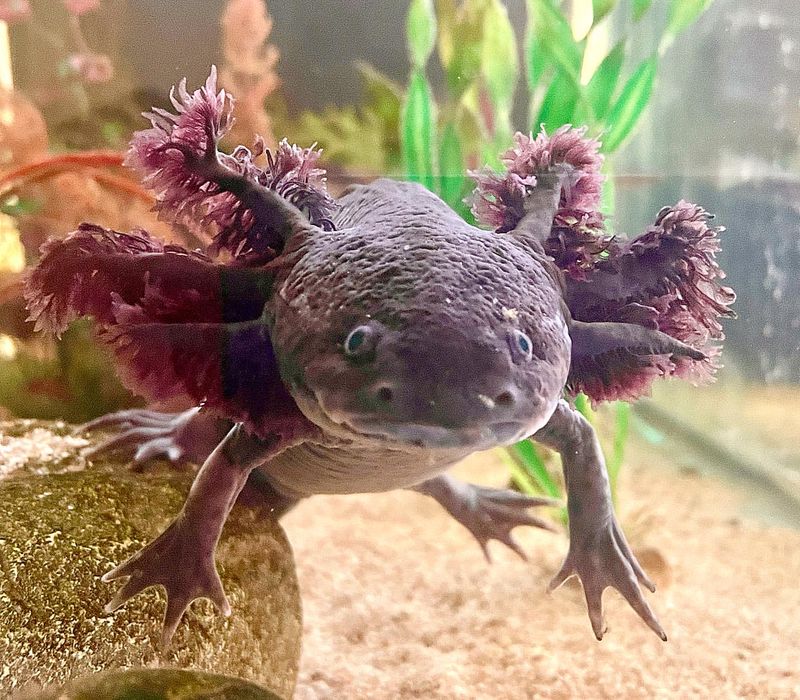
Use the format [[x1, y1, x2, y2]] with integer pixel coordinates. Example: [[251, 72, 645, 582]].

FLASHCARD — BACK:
[[24, 71, 734, 645]]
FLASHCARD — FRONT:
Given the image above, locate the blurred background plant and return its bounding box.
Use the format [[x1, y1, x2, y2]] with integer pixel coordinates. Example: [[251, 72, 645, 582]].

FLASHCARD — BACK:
[[218, 0, 279, 152], [0, 0, 291, 422], [1, 0, 134, 151], [0, 0, 213, 420]]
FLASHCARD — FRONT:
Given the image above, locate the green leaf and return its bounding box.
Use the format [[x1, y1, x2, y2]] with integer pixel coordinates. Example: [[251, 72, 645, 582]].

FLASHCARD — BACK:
[[458, 82, 490, 141], [631, 413, 665, 445], [101, 120, 126, 147], [448, 94, 487, 188], [665, 0, 712, 40], [509, 440, 562, 499], [481, 0, 519, 115], [297, 108, 388, 172], [535, 69, 579, 132], [585, 41, 625, 121], [435, 0, 458, 68], [526, 0, 583, 82], [401, 68, 438, 191], [356, 62, 403, 129], [505, 453, 544, 496], [285, 65, 403, 174], [632, 0, 653, 21], [570, 96, 592, 126], [608, 401, 630, 500], [438, 122, 465, 208], [492, 114, 514, 155], [440, 0, 492, 97], [573, 392, 595, 424], [524, 27, 549, 93], [407, 0, 437, 67], [357, 63, 403, 106], [600, 167, 616, 221], [601, 54, 657, 153], [592, 0, 617, 25], [482, 107, 514, 170]]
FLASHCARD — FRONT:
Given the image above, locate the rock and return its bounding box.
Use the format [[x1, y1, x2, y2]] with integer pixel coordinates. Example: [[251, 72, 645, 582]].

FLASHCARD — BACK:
[[24, 668, 283, 700], [0, 422, 302, 699]]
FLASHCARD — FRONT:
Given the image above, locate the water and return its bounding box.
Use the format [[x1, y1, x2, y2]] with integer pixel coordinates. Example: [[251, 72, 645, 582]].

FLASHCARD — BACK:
[[1, 0, 799, 696]]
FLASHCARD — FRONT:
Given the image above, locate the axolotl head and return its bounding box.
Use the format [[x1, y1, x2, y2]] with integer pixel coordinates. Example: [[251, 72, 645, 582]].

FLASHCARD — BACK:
[[271, 207, 571, 452]]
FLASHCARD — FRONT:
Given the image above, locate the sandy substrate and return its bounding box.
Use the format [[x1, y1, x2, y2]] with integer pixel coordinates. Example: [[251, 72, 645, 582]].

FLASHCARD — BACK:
[[284, 443, 800, 699]]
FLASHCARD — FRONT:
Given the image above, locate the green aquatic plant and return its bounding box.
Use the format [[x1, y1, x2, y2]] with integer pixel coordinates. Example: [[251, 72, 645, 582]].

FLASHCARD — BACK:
[[398, 0, 715, 507], [526, 0, 715, 148], [399, 0, 714, 201], [276, 63, 403, 176]]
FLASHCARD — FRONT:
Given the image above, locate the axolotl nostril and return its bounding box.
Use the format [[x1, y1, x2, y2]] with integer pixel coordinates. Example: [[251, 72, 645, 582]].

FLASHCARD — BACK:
[[23, 70, 734, 646]]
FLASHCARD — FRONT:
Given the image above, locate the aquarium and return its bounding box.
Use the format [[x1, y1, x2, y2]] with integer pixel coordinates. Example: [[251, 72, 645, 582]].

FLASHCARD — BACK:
[[0, 1, 798, 698]]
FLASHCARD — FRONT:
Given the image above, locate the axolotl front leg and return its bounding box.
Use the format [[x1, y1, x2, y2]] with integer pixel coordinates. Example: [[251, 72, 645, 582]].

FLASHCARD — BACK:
[[102, 425, 290, 646], [84, 410, 561, 560], [534, 400, 666, 641]]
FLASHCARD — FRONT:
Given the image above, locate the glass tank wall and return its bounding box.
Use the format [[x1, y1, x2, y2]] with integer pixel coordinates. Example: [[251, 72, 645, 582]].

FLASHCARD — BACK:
[[0, 1, 799, 698]]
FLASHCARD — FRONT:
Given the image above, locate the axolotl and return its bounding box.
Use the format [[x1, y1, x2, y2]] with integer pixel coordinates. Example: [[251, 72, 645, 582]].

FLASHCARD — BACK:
[[24, 70, 734, 646]]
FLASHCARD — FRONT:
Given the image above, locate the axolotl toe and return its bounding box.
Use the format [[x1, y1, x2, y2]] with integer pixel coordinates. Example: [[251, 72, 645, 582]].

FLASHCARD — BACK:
[[24, 71, 734, 646]]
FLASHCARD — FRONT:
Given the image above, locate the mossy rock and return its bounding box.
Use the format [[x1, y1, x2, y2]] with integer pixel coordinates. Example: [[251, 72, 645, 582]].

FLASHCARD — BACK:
[[0, 424, 301, 699], [25, 668, 283, 700]]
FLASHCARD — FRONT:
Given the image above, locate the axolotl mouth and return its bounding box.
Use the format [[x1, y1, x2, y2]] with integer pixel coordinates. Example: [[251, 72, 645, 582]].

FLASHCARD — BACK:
[[327, 413, 536, 451], [292, 385, 549, 451]]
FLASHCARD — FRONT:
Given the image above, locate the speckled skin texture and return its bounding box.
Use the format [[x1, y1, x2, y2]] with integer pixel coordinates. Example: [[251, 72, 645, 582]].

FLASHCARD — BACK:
[[265, 179, 570, 495]]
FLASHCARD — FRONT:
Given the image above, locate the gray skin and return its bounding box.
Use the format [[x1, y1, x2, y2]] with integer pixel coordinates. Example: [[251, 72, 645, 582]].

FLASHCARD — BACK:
[[85, 177, 666, 646]]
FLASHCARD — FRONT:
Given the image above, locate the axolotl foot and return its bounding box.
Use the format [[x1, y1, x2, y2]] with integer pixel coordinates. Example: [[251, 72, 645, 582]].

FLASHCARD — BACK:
[[534, 401, 666, 641], [101, 425, 284, 646], [80, 407, 228, 468], [103, 512, 231, 647], [413, 475, 558, 561], [549, 515, 665, 641]]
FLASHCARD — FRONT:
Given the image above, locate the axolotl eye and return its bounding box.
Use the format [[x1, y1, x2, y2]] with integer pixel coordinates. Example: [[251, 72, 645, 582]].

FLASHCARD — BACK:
[[344, 325, 377, 358], [511, 329, 534, 362]]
